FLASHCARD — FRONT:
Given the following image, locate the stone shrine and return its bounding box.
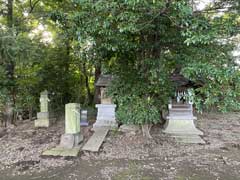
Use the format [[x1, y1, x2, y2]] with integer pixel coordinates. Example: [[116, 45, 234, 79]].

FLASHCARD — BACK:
[[35, 90, 55, 127], [163, 73, 205, 144], [93, 75, 117, 130]]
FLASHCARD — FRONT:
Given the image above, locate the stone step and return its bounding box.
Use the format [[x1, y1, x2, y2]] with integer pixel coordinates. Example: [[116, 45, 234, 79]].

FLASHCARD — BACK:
[[82, 127, 109, 152], [172, 135, 205, 144], [169, 112, 192, 116], [172, 104, 191, 108], [170, 108, 192, 111], [167, 115, 196, 120]]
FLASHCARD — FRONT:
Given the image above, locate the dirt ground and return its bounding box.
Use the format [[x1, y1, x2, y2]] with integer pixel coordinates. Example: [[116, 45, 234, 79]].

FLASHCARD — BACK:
[[0, 112, 240, 180]]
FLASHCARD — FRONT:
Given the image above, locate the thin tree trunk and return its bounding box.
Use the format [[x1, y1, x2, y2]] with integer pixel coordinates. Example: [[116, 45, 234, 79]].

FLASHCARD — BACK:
[[93, 64, 101, 104], [6, 0, 15, 126], [7, 0, 13, 28], [83, 62, 93, 105], [29, 106, 33, 121], [141, 124, 153, 139]]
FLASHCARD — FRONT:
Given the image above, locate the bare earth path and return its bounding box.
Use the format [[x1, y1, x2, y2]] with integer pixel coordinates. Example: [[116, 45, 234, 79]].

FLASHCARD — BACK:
[[0, 112, 240, 180]]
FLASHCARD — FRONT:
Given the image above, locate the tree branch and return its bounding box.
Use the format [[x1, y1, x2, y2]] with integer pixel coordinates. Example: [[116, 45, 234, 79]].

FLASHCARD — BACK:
[[29, 0, 40, 13]]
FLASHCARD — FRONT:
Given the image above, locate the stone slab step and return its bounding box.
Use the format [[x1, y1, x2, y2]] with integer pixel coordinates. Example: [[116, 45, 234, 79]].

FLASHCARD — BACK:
[[42, 146, 81, 157], [167, 116, 196, 120], [172, 104, 191, 108], [170, 108, 192, 111], [173, 135, 205, 144], [82, 127, 109, 152], [170, 112, 192, 116]]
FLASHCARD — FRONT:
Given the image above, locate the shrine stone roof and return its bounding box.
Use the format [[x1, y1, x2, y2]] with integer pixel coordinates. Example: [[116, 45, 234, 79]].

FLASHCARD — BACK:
[[95, 75, 113, 87]]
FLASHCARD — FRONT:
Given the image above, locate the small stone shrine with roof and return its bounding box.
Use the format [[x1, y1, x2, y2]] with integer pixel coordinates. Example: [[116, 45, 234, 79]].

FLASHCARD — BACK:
[[93, 75, 117, 130], [163, 72, 205, 144]]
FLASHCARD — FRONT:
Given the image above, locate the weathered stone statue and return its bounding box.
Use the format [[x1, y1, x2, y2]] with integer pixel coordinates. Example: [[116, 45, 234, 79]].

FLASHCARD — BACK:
[[35, 90, 54, 127], [40, 90, 49, 112]]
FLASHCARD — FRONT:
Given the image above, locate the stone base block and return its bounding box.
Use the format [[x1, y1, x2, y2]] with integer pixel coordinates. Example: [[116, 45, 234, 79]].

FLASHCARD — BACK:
[[80, 121, 89, 127], [93, 120, 118, 130], [34, 117, 56, 128], [59, 133, 83, 149], [42, 146, 81, 157], [37, 112, 49, 119], [35, 118, 50, 127], [172, 135, 205, 144], [94, 104, 117, 129], [163, 118, 203, 136]]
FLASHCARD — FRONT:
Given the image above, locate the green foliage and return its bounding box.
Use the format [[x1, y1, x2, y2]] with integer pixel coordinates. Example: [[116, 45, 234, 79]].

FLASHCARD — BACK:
[[72, 0, 240, 125], [0, 0, 240, 125], [182, 62, 240, 112]]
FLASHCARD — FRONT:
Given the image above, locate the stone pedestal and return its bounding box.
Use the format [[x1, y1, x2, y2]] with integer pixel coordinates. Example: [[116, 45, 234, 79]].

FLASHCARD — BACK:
[[163, 116, 203, 135], [35, 112, 50, 127], [93, 104, 117, 130], [163, 103, 205, 144], [60, 103, 83, 149]]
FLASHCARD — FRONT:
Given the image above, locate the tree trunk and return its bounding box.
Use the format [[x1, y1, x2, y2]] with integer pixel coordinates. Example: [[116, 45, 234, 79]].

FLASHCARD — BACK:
[[29, 106, 33, 121], [83, 62, 93, 105], [6, 0, 15, 126], [141, 124, 153, 139], [93, 64, 101, 104], [7, 0, 13, 28], [63, 39, 71, 104]]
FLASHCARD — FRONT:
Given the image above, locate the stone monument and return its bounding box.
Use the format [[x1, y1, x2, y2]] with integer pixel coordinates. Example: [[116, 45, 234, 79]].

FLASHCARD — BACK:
[[35, 90, 54, 127], [60, 103, 83, 148], [42, 103, 83, 157], [93, 75, 117, 130]]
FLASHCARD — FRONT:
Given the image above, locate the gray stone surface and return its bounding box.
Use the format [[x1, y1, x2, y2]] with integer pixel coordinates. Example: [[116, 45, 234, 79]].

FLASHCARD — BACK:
[[59, 133, 83, 149], [80, 110, 89, 126], [37, 112, 49, 119], [82, 127, 109, 152], [34, 119, 50, 128], [163, 118, 203, 135], [42, 103, 83, 156], [65, 103, 80, 134], [164, 103, 205, 144], [93, 104, 117, 129], [173, 135, 205, 144], [35, 90, 52, 128], [42, 146, 81, 157]]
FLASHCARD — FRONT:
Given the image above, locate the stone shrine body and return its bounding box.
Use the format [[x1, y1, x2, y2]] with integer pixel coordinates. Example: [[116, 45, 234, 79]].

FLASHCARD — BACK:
[[93, 75, 117, 130], [163, 73, 205, 144]]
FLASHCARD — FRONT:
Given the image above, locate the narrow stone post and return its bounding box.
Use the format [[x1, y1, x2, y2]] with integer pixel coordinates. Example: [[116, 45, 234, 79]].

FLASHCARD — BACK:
[[60, 103, 83, 149], [42, 103, 83, 157]]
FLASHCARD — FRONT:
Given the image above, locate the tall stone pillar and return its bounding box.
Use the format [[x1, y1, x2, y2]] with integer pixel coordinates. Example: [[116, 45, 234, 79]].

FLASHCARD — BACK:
[[60, 103, 83, 149]]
